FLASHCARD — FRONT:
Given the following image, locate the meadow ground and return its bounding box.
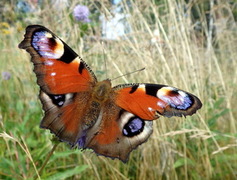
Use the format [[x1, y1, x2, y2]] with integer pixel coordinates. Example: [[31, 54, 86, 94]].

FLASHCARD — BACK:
[[0, 0, 237, 179]]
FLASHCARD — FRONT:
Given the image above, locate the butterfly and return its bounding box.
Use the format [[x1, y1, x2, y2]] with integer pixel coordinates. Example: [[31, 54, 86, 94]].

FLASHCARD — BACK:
[[19, 25, 202, 162]]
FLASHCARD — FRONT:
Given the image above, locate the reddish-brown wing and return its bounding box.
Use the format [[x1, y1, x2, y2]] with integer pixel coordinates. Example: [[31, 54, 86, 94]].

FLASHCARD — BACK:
[[39, 90, 95, 145], [19, 25, 96, 94], [114, 83, 202, 120], [84, 100, 153, 162], [19, 25, 97, 145]]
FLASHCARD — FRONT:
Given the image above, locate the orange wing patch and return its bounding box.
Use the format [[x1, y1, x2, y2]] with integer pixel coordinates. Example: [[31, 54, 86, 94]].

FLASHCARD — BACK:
[[114, 85, 165, 120], [35, 57, 94, 94], [114, 84, 202, 120], [19, 25, 96, 94]]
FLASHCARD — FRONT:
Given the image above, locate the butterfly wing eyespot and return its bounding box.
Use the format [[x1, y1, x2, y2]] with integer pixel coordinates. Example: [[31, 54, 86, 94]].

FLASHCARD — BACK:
[[114, 83, 202, 120], [19, 25, 97, 94], [122, 116, 146, 137]]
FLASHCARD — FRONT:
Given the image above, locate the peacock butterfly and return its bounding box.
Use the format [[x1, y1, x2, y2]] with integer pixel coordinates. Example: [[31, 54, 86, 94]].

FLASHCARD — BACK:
[[19, 25, 202, 162]]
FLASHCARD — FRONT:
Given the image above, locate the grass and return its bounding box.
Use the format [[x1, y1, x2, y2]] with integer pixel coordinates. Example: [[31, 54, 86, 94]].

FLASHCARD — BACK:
[[0, 0, 237, 179]]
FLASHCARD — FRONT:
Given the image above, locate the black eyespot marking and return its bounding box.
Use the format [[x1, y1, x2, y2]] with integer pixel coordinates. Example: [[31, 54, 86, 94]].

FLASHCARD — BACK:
[[78, 62, 85, 74], [123, 117, 145, 137], [48, 37, 57, 48], [48, 94, 65, 107], [145, 84, 165, 97], [167, 89, 180, 96], [129, 85, 139, 94]]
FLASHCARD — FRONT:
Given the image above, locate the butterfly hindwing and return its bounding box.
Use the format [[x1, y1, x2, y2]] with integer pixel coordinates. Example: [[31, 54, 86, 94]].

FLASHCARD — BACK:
[[39, 91, 93, 145], [84, 101, 153, 162], [114, 83, 202, 120]]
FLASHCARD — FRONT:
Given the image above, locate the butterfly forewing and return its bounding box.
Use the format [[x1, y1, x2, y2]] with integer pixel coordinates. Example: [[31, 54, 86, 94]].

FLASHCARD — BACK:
[[19, 25, 97, 94], [114, 83, 202, 120]]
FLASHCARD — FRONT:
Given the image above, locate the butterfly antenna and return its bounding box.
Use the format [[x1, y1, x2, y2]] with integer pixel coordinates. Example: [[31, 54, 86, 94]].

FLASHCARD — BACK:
[[111, 67, 146, 81], [101, 41, 108, 79]]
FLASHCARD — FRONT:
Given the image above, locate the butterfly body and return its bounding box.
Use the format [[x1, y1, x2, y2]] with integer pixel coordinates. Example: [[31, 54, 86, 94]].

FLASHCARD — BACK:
[[19, 25, 202, 162]]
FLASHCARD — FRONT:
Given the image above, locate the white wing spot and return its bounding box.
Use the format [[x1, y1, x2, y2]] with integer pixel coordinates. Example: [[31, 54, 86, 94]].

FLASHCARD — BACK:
[[45, 32, 53, 38], [45, 60, 54, 66], [178, 90, 187, 98], [65, 93, 74, 100], [138, 84, 146, 91], [157, 101, 166, 108], [51, 72, 56, 76], [148, 107, 154, 112]]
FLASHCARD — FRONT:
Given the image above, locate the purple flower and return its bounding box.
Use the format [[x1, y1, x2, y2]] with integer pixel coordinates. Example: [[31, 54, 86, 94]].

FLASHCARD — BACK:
[[73, 5, 91, 23], [2, 71, 11, 80]]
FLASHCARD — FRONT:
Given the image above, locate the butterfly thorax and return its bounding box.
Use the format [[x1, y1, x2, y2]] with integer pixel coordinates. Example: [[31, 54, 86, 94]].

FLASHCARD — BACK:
[[91, 79, 112, 103]]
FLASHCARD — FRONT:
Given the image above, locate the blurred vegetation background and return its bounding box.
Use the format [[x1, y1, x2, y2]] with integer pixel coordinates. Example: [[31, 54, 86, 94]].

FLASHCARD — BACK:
[[0, 0, 237, 179]]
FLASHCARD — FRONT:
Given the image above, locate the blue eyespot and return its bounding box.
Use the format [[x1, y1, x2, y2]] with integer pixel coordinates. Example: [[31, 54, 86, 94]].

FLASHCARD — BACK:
[[123, 117, 145, 137]]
